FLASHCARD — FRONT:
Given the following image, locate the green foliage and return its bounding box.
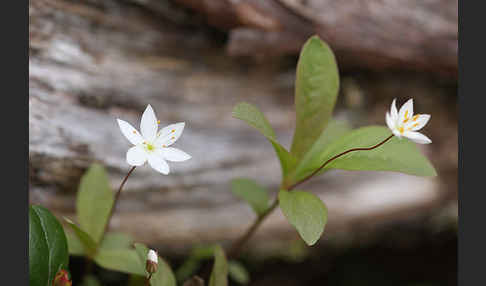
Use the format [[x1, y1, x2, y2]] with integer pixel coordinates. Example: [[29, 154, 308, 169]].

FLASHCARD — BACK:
[[176, 245, 215, 282], [228, 260, 250, 285], [77, 163, 114, 244], [134, 243, 177, 286], [64, 218, 97, 257], [95, 248, 146, 276], [209, 245, 228, 286], [29, 205, 69, 286], [232, 102, 297, 177], [286, 119, 351, 186], [231, 178, 270, 216], [290, 36, 340, 160], [293, 126, 437, 182], [278, 190, 328, 246]]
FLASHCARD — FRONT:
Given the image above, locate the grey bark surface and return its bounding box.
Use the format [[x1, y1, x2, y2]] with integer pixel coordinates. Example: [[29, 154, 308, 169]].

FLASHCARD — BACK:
[[29, 0, 457, 255]]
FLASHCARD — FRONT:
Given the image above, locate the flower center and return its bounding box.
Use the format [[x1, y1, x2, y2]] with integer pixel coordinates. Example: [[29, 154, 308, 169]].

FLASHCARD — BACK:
[[146, 143, 155, 151]]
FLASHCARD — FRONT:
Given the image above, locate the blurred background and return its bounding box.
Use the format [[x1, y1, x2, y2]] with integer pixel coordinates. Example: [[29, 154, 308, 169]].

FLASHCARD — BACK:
[[29, 0, 457, 285]]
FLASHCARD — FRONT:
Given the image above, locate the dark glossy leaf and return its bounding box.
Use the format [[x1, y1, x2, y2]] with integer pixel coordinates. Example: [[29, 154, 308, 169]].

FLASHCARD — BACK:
[[29, 205, 69, 286]]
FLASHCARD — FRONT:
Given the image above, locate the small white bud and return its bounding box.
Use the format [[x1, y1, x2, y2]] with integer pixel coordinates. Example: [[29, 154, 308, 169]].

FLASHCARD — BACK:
[[146, 249, 158, 274], [147, 249, 158, 264]]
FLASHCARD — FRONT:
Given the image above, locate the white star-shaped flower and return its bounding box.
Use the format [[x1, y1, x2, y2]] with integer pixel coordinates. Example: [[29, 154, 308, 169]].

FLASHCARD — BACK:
[[386, 98, 432, 144], [117, 104, 191, 174]]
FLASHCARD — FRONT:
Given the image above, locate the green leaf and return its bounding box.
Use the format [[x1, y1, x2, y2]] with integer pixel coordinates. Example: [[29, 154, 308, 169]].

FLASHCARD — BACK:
[[64, 218, 98, 257], [100, 232, 133, 250], [228, 261, 250, 285], [287, 119, 351, 186], [77, 164, 114, 244], [290, 36, 340, 160], [66, 229, 85, 256], [134, 243, 177, 286], [175, 245, 217, 282], [293, 126, 437, 181], [29, 205, 69, 286], [209, 245, 228, 286], [232, 102, 297, 177], [231, 178, 270, 216], [278, 190, 328, 246], [94, 248, 145, 276]]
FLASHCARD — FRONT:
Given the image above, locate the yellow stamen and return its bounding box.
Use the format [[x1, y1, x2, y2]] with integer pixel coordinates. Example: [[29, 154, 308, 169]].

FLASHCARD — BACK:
[[163, 144, 166, 147], [412, 114, 420, 121], [403, 118, 409, 123], [398, 126, 405, 134], [171, 129, 175, 133], [171, 136, 175, 140], [404, 110, 409, 119], [157, 120, 160, 124], [132, 131, 137, 134]]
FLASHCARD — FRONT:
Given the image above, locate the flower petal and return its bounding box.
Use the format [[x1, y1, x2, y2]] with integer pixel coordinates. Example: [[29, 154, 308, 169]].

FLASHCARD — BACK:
[[405, 114, 430, 131], [140, 104, 158, 141], [398, 98, 414, 123], [155, 122, 185, 147], [386, 112, 395, 131], [117, 119, 144, 145], [403, 131, 432, 144], [126, 145, 147, 166], [160, 147, 191, 162], [390, 98, 399, 121], [147, 152, 170, 174]]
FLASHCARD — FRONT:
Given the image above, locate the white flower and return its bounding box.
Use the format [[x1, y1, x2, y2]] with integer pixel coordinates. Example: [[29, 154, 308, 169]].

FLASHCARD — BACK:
[[386, 98, 432, 144], [147, 249, 158, 264], [117, 104, 191, 174]]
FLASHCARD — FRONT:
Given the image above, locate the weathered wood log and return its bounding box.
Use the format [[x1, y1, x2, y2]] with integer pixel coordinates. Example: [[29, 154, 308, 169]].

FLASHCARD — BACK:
[[29, 0, 457, 255], [170, 0, 458, 77]]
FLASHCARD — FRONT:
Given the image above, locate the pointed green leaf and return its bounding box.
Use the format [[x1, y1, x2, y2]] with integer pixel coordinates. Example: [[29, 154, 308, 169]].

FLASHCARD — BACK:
[[232, 102, 297, 177], [278, 190, 328, 246], [287, 119, 351, 185], [231, 178, 270, 216], [290, 36, 340, 160], [209, 245, 228, 286], [64, 218, 98, 257], [134, 243, 177, 286], [228, 261, 250, 285], [293, 126, 437, 181], [29, 205, 69, 286], [77, 164, 114, 244]]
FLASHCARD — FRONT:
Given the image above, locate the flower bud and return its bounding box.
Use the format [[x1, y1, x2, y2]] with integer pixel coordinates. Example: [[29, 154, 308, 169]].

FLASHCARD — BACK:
[[146, 249, 158, 274], [52, 269, 72, 286]]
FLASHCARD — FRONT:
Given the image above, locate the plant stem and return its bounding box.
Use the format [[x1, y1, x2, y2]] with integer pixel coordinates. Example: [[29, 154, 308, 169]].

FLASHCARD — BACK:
[[100, 166, 136, 242], [227, 134, 394, 259], [146, 274, 152, 286]]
